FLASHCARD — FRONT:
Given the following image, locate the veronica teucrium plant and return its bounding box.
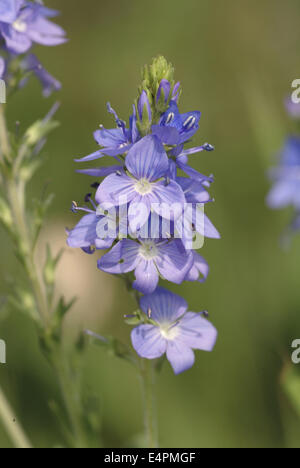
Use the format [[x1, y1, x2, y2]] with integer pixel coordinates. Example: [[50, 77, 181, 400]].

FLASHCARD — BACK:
[[68, 56, 220, 447], [267, 97, 300, 428], [0, 0, 98, 449], [267, 98, 300, 241]]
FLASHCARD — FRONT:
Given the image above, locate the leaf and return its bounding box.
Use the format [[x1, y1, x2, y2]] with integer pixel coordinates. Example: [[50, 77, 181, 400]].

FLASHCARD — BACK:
[[24, 119, 60, 148], [85, 330, 138, 367], [43, 244, 64, 287], [32, 193, 55, 246]]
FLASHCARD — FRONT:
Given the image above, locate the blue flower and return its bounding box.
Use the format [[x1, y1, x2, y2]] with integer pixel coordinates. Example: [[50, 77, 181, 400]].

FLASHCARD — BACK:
[[131, 287, 217, 374], [76, 103, 138, 164], [0, 55, 6, 78], [0, 52, 61, 97], [0, 0, 21, 25], [152, 100, 201, 146], [285, 97, 300, 120], [267, 137, 300, 210], [66, 200, 125, 253], [21, 53, 61, 97], [0, 1, 67, 54], [95, 135, 185, 232], [98, 239, 193, 294], [168, 143, 215, 182], [185, 252, 209, 282]]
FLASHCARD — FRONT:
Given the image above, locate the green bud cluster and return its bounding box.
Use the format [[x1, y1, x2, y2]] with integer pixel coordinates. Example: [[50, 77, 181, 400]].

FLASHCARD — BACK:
[[136, 56, 182, 135]]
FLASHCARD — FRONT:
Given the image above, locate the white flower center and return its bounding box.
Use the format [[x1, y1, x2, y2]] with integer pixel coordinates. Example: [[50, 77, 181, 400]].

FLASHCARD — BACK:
[[139, 241, 158, 260], [160, 324, 180, 341], [135, 178, 152, 195], [13, 19, 27, 33]]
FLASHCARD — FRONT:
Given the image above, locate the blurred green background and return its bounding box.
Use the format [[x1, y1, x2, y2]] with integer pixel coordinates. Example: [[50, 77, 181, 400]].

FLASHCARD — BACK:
[[1, 0, 300, 448]]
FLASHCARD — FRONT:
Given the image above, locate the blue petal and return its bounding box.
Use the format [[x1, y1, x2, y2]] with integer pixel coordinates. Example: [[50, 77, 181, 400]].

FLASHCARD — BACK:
[[150, 180, 185, 221], [94, 128, 126, 147], [125, 135, 169, 181], [67, 214, 98, 249], [98, 239, 139, 274], [133, 260, 159, 294], [139, 287, 188, 325], [176, 159, 214, 184], [0, 0, 22, 24], [151, 125, 180, 145], [76, 165, 123, 178], [177, 312, 217, 351], [166, 341, 195, 375], [156, 240, 193, 285], [159, 100, 182, 130], [75, 150, 106, 163], [131, 325, 167, 359], [176, 177, 211, 204], [185, 253, 209, 282], [267, 180, 300, 209], [96, 173, 136, 205]]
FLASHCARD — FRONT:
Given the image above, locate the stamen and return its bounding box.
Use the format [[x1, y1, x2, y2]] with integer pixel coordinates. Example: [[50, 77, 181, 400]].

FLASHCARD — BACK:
[[13, 19, 27, 33], [71, 201, 95, 215], [166, 112, 175, 124], [168, 320, 180, 331], [183, 116, 196, 130], [84, 194, 97, 210], [164, 177, 170, 187], [71, 201, 78, 213], [135, 178, 152, 195], [147, 308, 152, 319], [84, 193, 92, 203]]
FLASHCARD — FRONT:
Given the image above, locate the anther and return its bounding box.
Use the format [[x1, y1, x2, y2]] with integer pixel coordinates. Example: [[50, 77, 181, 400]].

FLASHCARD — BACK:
[[71, 201, 78, 213], [200, 310, 209, 318], [84, 193, 92, 203], [203, 143, 214, 152], [166, 112, 175, 124], [183, 116, 196, 130]]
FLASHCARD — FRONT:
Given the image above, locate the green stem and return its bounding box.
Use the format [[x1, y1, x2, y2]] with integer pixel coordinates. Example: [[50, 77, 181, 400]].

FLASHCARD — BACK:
[[0, 386, 32, 449], [52, 352, 87, 448], [0, 104, 11, 161], [0, 104, 86, 448], [140, 357, 158, 448], [6, 178, 50, 327], [123, 278, 159, 448]]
